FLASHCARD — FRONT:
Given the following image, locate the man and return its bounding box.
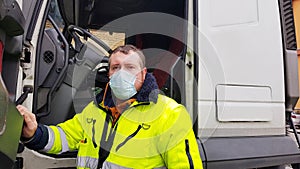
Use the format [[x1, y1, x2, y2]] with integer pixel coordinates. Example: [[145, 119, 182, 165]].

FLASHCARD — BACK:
[[17, 45, 203, 169]]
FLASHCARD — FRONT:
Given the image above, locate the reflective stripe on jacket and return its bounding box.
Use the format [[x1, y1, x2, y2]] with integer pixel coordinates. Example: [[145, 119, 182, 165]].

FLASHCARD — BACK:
[[43, 94, 203, 169]]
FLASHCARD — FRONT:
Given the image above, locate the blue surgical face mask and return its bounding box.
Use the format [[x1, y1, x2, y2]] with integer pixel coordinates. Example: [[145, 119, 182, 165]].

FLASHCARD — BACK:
[[109, 69, 137, 100]]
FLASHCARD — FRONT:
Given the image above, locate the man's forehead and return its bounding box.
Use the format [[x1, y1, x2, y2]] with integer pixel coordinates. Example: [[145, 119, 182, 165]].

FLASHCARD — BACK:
[[110, 51, 140, 64]]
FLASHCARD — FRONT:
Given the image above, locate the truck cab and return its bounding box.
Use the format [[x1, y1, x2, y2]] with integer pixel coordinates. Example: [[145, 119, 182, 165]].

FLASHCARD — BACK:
[[1, 0, 300, 168]]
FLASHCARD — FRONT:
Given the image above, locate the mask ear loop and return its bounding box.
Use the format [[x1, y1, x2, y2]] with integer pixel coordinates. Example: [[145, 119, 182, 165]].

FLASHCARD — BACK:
[[101, 83, 110, 106]]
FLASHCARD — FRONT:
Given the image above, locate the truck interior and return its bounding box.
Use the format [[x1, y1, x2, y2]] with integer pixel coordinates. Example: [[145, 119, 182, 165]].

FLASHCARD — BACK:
[[32, 0, 189, 142]]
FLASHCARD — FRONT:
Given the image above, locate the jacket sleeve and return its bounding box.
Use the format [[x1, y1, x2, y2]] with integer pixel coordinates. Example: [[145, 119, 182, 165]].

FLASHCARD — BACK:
[[22, 124, 49, 150], [158, 104, 203, 169], [23, 113, 84, 154]]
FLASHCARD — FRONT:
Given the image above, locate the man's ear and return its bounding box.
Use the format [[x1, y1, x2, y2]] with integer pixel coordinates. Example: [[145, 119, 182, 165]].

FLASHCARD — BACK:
[[142, 67, 147, 81]]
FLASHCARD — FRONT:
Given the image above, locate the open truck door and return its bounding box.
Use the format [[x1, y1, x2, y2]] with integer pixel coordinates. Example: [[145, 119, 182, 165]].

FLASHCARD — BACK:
[[0, 77, 23, 169], [0, 0, 25, 168]]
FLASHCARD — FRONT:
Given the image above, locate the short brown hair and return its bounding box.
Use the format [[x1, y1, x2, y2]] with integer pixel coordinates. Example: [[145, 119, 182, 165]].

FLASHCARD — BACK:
[[109, 44, 146, 69]]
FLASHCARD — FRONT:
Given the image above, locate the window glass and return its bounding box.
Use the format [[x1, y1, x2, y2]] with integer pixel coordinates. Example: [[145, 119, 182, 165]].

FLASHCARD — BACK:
[[48, 0, 64, 28], [89, 29, 125, 50]]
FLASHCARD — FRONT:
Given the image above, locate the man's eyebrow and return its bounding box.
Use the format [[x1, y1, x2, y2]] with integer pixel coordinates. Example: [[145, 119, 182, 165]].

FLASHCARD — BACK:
[[124, 63, 136, 66], [110, 63, 119, 66], [110, 63, 120, 67]]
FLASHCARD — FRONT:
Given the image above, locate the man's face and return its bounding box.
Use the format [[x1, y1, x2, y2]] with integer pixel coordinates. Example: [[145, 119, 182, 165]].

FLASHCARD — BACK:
[[109, 51, 147, 92]]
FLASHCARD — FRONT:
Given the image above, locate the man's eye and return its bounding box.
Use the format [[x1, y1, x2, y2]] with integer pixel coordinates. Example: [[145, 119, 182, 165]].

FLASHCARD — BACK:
[[112, 66, 119, 70], [127, 65, 136, 70]]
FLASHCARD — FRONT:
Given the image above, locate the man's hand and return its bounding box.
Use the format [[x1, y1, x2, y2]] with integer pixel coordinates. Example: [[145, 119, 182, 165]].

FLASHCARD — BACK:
[[16, 105, 38, 139]]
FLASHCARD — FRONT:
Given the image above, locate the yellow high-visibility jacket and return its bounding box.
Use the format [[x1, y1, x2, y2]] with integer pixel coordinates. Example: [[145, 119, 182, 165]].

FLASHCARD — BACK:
[[26, 74, 203, 169]]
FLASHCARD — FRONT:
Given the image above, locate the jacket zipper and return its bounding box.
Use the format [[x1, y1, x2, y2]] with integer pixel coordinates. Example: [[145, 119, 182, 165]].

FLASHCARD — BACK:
[[185, 139, 194, 169], [92, 119, 97, 148], [115, 124, 142, 152], [97, 113, 118, 169]]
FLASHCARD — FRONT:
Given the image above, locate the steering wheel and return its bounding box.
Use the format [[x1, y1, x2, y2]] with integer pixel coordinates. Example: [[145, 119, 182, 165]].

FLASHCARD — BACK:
[[67, 25, 113, 54], [67, 25, 111, 90]]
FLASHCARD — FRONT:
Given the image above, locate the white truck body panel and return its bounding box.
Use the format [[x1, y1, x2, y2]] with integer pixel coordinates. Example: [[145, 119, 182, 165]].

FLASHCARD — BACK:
[[198, 0, 286, 137]]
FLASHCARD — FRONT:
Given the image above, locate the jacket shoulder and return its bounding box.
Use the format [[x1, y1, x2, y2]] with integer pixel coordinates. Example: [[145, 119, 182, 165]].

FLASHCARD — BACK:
[[157, 94, 185, 112]]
